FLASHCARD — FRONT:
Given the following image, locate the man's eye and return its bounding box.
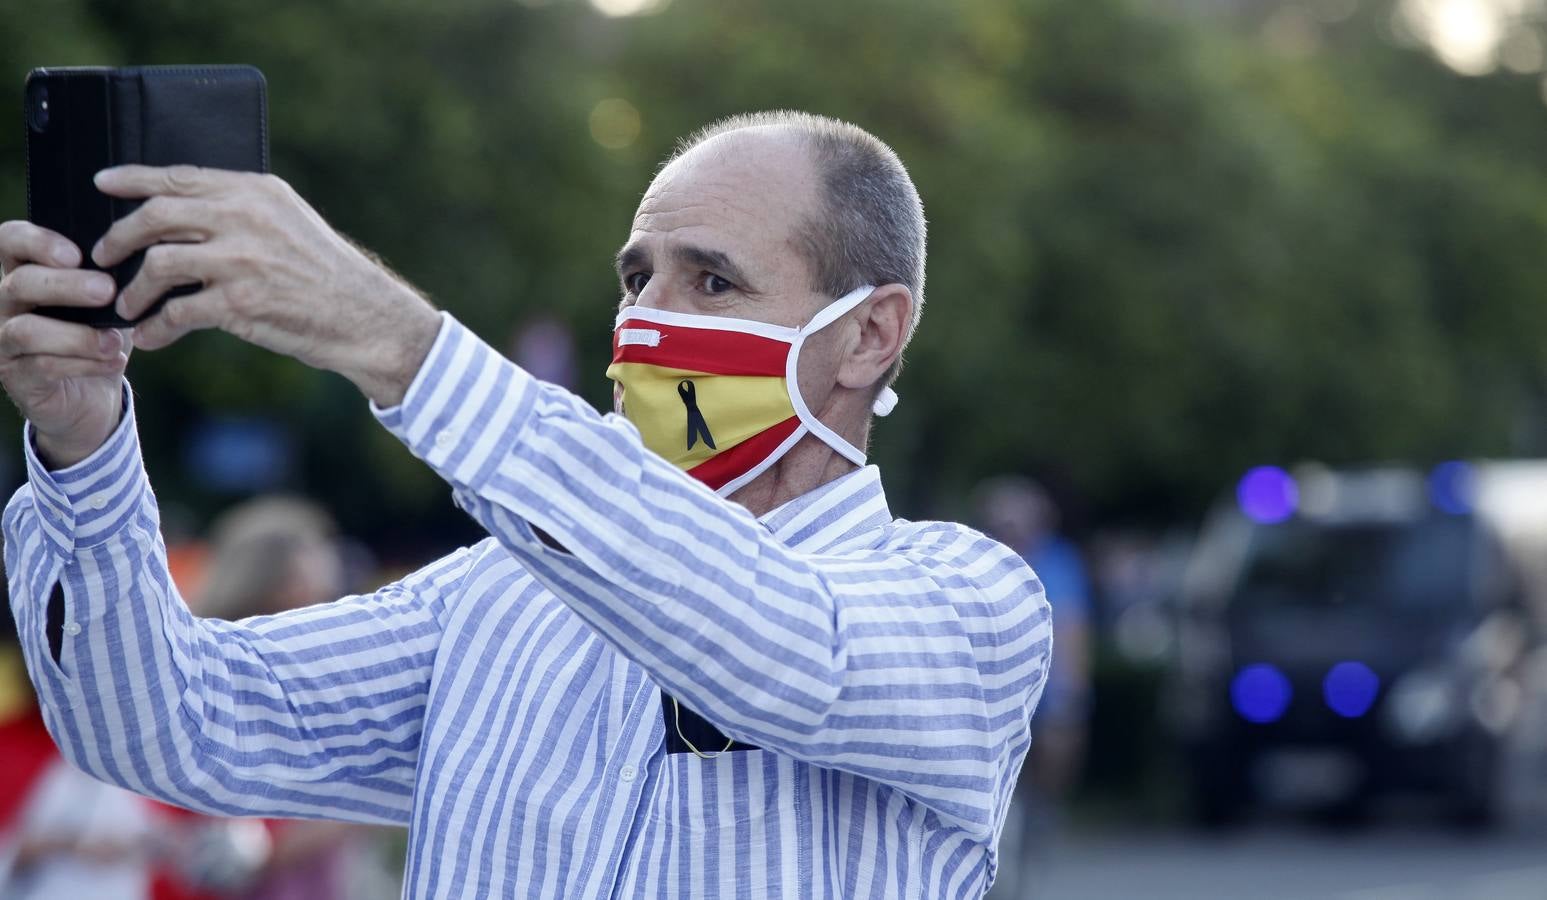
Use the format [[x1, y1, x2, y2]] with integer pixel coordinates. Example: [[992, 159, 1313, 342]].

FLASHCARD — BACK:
[[701, 273, 735, 294], [625, 272, 651, 294]]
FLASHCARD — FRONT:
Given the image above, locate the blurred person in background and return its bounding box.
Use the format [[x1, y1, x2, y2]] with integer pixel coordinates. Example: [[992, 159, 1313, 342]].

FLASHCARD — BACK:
[[198, 495, 344, 621], [978, 476, 1092, 899], [507, 314, 579, 393]]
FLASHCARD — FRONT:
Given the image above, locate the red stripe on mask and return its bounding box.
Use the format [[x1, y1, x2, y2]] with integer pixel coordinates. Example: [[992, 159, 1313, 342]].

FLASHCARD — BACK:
[[614, 322, 789, 377], [687, 416, 801, 491]]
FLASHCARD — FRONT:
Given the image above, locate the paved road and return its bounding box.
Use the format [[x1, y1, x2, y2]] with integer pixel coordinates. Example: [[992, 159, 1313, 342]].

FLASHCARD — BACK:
[[1021, 828, 1547, 900], [1015, 825, 1547, 900]]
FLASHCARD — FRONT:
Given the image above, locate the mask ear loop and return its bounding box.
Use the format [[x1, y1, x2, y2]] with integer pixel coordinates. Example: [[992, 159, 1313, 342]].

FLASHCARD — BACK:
[[785, 285, 880, 468]]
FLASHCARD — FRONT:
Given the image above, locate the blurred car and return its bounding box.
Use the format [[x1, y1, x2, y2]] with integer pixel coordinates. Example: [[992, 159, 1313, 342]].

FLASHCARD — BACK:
[[1170, 462, 1547, 827]]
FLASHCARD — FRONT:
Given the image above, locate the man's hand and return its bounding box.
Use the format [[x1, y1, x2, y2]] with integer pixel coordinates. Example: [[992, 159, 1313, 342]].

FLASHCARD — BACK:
[[93, 165, 442, 407], [0, 222, 130, 468]]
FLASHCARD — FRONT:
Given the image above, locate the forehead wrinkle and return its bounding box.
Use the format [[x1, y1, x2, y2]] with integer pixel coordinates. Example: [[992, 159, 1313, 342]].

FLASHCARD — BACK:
[[635, 188, 766, 235], [643, 145, 813, 232]]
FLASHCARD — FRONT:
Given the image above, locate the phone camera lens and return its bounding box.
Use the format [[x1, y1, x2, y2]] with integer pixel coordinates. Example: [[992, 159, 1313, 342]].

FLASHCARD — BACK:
[[25, 82, 49, 133]]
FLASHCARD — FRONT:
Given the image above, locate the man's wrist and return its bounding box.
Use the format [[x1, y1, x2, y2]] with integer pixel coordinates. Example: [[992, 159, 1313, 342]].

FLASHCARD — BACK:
[[34, 413, 122, 471], [349, 292, 442, 408], [23, 384, 146, 561]]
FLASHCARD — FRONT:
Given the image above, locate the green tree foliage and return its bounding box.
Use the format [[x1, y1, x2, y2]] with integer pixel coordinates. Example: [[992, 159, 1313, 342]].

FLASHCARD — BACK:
[[4, 0, 1547, 547]]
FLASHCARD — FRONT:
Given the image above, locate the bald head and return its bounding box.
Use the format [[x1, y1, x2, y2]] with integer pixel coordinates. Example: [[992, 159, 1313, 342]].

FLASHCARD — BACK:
[[666, 112, 927, 378]]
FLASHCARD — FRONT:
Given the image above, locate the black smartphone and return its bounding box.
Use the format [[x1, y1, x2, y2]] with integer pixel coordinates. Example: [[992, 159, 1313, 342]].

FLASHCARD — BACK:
[[24, 65, 268, 327]]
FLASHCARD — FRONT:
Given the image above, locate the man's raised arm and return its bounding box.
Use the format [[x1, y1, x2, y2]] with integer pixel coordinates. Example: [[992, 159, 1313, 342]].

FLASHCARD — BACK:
[[4, 393, 476, 824], [0, 219, 468, 825]]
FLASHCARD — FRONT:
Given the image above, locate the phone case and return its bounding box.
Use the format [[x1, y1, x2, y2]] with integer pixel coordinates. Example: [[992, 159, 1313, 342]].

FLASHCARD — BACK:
[[25, 65, 269, 327]]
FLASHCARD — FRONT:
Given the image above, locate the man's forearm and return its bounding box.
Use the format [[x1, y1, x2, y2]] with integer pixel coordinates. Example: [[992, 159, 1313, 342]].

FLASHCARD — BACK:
[[328, 265, 442, 408], [5, 397, 439, 826], [329, 238, 444, 407]]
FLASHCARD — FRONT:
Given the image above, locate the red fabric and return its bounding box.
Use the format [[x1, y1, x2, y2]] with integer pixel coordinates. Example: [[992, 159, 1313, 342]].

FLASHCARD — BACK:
[[0, 706, 60, 835], [687, 416, 801, 490], [613, 320, 789, 377], [151, 871, 217, 900]]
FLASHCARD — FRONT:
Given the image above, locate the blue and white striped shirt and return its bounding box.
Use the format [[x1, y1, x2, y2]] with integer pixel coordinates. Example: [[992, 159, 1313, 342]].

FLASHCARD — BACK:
[[4, 313, 1051, 898]]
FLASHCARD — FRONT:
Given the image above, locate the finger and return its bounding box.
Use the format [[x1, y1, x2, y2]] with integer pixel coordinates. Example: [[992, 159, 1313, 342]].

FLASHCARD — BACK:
[[0, 314, 125, 362], [0, 352, 128, 383], [0, 221, 81, 273], [92, 196, 214, 269], [115, 244, 212, 321], [130, 292, 223, 351], [0, 265, 117, 314], [94, 164, 224, 200]]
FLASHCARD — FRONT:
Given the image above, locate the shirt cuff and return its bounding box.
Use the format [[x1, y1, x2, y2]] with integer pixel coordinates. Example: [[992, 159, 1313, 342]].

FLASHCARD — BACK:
[[370, 312, 540, 491], [22, 382, 148, 559]]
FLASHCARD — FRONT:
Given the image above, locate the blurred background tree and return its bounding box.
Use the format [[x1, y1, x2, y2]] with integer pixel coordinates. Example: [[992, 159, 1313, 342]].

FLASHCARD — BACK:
[[4, 0, 1547, 556]]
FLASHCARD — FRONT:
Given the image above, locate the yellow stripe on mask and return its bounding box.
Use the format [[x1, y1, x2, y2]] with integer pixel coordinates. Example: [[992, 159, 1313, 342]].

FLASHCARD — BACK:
[[606, 362, 797, 469]]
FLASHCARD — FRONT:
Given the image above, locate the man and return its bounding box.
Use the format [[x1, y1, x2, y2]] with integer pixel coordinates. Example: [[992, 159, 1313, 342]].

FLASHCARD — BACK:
[[0, 110, 1051, 898]]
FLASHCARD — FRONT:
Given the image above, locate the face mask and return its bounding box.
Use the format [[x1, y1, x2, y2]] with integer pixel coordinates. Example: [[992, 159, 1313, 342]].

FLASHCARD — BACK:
[[606, 285, 899, 497]]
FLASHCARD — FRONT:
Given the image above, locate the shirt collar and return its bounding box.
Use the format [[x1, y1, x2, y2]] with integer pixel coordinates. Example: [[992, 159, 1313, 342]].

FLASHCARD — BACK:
[[757, 465, 893, 554]]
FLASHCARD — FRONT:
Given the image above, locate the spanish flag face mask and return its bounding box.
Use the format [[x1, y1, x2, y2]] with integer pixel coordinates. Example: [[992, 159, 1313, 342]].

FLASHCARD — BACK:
[[607, 285, 899, 497]]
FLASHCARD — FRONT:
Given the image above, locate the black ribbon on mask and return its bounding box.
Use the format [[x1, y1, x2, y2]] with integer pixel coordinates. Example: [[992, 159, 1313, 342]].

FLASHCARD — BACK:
[[679, 380, 717, 451]]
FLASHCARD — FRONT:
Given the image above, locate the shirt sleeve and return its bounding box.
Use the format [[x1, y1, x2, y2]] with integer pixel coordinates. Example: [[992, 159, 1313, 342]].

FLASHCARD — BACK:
[[375, 315, 1053, 838], [4, 387, 477, 826]]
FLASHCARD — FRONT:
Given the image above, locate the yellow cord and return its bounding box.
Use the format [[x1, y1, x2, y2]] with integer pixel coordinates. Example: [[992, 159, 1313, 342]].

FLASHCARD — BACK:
[[672, 696, 735, 759]]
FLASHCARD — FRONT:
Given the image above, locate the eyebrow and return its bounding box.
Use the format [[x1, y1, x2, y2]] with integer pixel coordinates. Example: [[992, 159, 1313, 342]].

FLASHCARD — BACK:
[[614, 243, 754, 290]]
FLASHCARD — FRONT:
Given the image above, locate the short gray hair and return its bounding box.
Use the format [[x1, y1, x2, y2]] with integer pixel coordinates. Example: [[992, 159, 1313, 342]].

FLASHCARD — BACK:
[[671, 111, 927, 383]]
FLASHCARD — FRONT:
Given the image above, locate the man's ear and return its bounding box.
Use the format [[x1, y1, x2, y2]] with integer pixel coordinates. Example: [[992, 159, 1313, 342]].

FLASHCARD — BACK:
[[837, 284, 912, 391]]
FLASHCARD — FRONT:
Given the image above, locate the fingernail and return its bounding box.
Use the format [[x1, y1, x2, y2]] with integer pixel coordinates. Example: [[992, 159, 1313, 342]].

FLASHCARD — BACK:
[[93, 168, 115, 188], [86, 274, 115, 302], [51, 242, 80, 267], [89, 241, 105, 266], [98, 330, 122, 354]]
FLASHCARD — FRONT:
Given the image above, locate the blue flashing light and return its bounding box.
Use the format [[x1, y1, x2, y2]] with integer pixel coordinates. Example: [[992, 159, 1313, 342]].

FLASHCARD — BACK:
[[1230, 664, 1293, 724], [1323, 661, 1380, 719], [1428, 461, 1476, 516], [1237, 466, 1298, 524]]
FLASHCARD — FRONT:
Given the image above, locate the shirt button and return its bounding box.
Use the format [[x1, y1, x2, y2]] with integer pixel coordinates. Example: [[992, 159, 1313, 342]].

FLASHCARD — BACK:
[[63, 621, 82, 636], [619, 764, 636, 783], [89, 494, 109, 510], [435, 430, 454, 449]]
